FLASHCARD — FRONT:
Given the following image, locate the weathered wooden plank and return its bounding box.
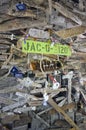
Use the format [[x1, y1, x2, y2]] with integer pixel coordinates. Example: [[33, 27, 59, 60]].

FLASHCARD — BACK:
[[33, 112, 50, 127], [28, 101, 42, 106], [2, 100, 27, 112], [3, 52, 13, 65], [37, 102, 76, 116], [30, 88, 67, 95], [7, 9, 36, 18], [0, 44, 10, 49], [0, 40, 12, 45], [52, 2, 82, 25], [70, 128, 77, 130], [0, 19, 47, 32], [0, 86, 27, 94], [61, 103, 76, 111], [73, 9, 86, 16], [1, 114, 20, 124], [48, 0, 52, 15], [0, 55, 7, 61], [0, 14, 14, 23], [0, 96, 15, 105], [55, 25, 86, 39], [48, 97, 80, 130], [13, 106, 36, 113], [13, 114, 31, 127]]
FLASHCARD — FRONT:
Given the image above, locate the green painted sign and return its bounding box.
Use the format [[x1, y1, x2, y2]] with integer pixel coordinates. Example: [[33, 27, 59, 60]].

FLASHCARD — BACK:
[[22, 40, 71, 56]]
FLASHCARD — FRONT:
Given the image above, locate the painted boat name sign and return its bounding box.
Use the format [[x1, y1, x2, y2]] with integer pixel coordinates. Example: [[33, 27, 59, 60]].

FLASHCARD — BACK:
[[22, 40, 71, 56]]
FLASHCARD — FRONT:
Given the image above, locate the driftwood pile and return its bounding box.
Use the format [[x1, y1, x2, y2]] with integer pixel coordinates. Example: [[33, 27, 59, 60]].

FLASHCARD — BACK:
[[0, 0, 86, 130]]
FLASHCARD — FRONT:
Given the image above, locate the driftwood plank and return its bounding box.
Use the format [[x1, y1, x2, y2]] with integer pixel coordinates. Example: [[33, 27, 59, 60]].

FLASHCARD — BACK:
[[0, 14, 14, 23], [0, 96, 15, 105], [0, 19, 47, 32], [52, 2, 82, 25], [7, 9, 36, 18], [1, 114, 20, 124], [55, 25, 86, 39], [37, 102, 76, 116], [48, 97, 80, 130]]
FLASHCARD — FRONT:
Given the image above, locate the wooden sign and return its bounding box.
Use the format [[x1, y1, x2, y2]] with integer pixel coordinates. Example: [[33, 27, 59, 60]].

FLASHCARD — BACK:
[[22, 40, 71, 56]]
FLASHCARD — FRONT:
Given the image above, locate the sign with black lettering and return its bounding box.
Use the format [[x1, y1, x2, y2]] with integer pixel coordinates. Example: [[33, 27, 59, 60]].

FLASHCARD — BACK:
[[22, 40, 71, 56]]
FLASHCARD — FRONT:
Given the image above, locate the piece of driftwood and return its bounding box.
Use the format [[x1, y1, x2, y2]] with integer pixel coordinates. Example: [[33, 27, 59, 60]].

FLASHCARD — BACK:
[[0, 40, 12, 45], [79, 0, 84, 11], [50, 88, 67, 98], [13, 106, 36, 113], [25, 1, 45, 12], [15, 92, 42, 101], [0, 86, 27, 94], [72, 52, 86, 61], [0, 33, 16, 39], [0, 44, 10, 49], [3, 44, 27, 65], [0, 68, 9, 77], [28, 100, 42, 106], [1, 114, 20, 124], [13, 113, 32, 127], [2, 99, 27, 112], [30, 88, 67, 95], [0, 14, 14, 23], [48, 97, 80, 130], [0, 96, 15, 105], [11, 45, 27, 57], [33, 112, 50, 127], [0, 55, 7, 61], [63, 71, 73, 111], [52, 2, 82, 25], [3, 52, 13, 65], [0, 19, 47, 32], [70, 128, 78, 130], [30, 0, 44, 5], [7, 9, 36, 18], [32, 102, 76, 116], [73, 9, 86, 16], [80, 89, 86, 103], [57, 98, 67, 107], [55, 25, 86, 39], [48, 0, 52, 16], [61, 103, 76, 111]]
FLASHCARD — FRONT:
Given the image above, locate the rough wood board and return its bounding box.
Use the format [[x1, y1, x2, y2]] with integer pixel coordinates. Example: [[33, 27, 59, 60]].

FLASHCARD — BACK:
[[37, 102, 75, 116], [52, 2, 82, 25], [7, 9, 36, 18], [0, 14, 14, 23], [55, 26, 86, 39], [1, 114, 20, 124], [0, 19, 47, 32], [48, 97, 80, 130], [0, 96, 15, 105]]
